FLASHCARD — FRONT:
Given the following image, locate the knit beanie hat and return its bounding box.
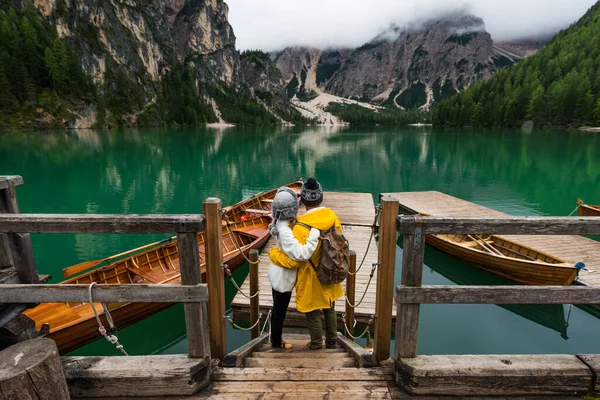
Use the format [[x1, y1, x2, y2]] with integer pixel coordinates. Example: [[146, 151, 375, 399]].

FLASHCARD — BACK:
[[300, 178, 323, 207], [269, 187, 300, 236]]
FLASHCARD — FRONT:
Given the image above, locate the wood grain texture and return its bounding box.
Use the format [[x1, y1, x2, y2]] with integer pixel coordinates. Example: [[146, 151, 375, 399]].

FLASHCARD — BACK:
[[204, 198, 226, 362], [337, 332, 377, 368], [345, 251, 356, 340], [373, 196, 399, 362], [62, 355, 210, 397], [0, 283, 208, 303], [577, 354, 600, 395], [249, 249, 260, 340], [0, 176, 23, 190], [396, 354, 593, 396], [395, 233, 425, 359], [0, 338, 69, 400], [178, 232, 210, 359], [222, 332, 269, 367], [213, 367, 388, 381], [396, 285, 600, 304], [0, 214, 205, 234]]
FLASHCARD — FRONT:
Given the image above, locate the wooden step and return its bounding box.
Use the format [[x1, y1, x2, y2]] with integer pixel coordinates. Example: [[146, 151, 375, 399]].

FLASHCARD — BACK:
[[257, 346, 345, 353], [213, 367, 388, 381], [250, 351, 350, 359], [244, 357, 356, 368], [208, 380, 392, 396]]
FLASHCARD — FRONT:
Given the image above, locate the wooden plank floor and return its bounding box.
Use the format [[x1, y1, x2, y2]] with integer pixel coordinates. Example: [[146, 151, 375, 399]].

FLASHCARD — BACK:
[[231, 192, 383, 328], [387, 191, 600, 287]]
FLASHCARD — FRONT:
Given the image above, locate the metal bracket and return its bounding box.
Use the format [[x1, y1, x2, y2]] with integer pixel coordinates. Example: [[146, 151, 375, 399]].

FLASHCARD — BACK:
[[413, 215, 423, 249]]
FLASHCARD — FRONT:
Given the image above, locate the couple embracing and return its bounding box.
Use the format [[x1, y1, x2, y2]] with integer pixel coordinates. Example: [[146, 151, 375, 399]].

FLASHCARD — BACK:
[[267, 178, 343, 350]]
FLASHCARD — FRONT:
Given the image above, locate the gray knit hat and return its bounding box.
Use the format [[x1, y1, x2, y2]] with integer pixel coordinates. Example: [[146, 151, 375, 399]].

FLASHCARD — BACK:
[[269, 187, 299, 236], [300, 178, 323, 207]]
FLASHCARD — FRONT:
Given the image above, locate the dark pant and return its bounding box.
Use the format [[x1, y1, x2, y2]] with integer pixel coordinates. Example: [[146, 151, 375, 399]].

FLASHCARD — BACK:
[[305, 302, 337, 349], [270, 289, 292, 347]]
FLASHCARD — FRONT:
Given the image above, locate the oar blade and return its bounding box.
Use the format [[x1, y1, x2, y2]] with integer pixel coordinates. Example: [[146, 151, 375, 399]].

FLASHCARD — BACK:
[[62, 259, 104, 278]]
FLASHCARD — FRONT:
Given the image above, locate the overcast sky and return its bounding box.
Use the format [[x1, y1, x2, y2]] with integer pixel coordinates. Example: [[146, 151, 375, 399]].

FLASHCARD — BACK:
[[227, 0, 597, 51]]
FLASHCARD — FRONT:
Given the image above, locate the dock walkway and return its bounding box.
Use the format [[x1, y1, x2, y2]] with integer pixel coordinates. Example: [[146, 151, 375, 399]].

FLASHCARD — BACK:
[[388, 191, 600, 287], [231, 192, 383, 328]]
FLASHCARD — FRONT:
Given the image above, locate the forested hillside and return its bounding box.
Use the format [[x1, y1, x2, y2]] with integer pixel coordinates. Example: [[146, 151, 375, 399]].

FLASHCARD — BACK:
[[433, 2, 600, 128]]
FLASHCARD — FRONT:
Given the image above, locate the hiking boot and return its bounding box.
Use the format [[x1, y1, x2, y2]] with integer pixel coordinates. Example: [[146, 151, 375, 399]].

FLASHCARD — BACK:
[[270, 340, 293, 350], [303, 342, 322, 350], [325, 341, 337, 349]]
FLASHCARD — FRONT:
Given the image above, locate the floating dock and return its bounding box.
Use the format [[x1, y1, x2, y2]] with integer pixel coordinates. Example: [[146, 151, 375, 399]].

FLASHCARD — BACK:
[[232, 191, 600, 329]]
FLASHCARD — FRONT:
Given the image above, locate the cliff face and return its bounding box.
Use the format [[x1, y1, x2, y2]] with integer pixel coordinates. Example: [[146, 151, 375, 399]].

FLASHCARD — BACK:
[[275, 15, 520, 109]]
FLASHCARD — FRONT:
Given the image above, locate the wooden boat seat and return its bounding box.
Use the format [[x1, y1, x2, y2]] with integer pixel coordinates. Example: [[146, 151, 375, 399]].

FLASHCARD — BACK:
[[125, 266, 178, 284], [243, 209, 270, 215]]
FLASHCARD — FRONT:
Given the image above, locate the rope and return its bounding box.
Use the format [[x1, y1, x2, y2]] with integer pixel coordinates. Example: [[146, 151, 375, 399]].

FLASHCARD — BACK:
[[349, 206, 380, 276], [342, 313, 373, 340], [225, 313, 263, 331], [223, 263, 260, 299], [88, 283, 128, 356], [568, 204, 580, 216], [222, 211, 260, 265], [261, 309, 272, 336], [345, 263, 378, 309]]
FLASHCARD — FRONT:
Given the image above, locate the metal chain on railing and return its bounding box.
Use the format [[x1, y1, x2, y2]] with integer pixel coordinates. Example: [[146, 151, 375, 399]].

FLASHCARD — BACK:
[[345, 263, 378, 309], [342, 313, 374, 340], [348, 204, 380, 276], [223, 308, 263, 331], [222, 263, 260, 299], [88, 282, 128, 356], [221, 210, 261, 265]]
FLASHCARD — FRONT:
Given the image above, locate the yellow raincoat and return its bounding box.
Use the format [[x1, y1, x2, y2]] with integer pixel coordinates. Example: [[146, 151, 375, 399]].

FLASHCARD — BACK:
[[269, 207, 344, 313]]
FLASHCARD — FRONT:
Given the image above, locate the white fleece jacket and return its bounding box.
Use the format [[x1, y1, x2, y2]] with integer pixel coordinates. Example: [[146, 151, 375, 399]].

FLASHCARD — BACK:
[[268, 219, 320, 293]]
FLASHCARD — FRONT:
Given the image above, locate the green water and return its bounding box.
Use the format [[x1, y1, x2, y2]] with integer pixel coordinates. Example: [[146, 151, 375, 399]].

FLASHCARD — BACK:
[[1, 126, 600, 357]]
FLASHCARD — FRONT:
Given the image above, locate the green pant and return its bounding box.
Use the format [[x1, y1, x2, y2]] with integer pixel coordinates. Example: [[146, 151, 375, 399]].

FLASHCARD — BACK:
[[305, 302, 337, 349]]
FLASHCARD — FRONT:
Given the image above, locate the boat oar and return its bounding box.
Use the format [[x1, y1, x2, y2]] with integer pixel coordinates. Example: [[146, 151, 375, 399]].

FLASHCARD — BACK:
[[467, 235, 504, 257], [62, 235, 176, 278]]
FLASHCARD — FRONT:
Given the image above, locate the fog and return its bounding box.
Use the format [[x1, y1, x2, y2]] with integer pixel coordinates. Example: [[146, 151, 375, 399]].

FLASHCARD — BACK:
[[226, 0, 597, 51]]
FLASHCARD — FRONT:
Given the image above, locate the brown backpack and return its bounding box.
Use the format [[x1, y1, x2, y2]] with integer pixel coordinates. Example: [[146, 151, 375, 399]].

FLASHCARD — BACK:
[[295, 221, 350, 284]]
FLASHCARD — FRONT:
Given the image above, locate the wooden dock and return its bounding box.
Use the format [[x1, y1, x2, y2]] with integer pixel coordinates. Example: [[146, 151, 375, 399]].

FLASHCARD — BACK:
[[231, 192, 383, 328], [388, 191, 600, 287]]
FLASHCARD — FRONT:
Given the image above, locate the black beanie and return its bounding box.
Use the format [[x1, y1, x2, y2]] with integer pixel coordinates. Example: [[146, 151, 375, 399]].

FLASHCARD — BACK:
[[301, 178, 323, 206]]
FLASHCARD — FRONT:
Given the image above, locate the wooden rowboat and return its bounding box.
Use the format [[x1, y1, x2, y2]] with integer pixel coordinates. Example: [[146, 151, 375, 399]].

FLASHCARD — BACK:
[[425, 233, 578, 286], [577, 199, 600, 217], [24, 182, 302, 354]]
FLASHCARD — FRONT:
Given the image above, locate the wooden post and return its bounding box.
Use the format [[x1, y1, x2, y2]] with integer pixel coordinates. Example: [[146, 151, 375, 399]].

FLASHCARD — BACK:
[[345, 251, 357, 340], [373, 196, 399, 362], [0, 338, 70, 399], [0, 176, 38, 284], [178, 232, 210, 359], [203, 198, 226, 361], [249, 249, 260, 340], [395, 216, 425, 359]]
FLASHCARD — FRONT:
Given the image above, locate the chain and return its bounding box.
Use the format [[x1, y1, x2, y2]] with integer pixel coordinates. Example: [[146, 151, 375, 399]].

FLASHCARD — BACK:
[[342, 313, 373, 340], [345, 263, 378, 309], [221, 210, 260, 265], [348, 205, 380, 276], [223, 263, 260, 299]]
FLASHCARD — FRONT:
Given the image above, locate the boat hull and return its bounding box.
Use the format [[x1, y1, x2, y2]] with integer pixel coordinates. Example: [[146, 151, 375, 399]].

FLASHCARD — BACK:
[[578, 204, 600, 216], [425, 234, 577, 286]]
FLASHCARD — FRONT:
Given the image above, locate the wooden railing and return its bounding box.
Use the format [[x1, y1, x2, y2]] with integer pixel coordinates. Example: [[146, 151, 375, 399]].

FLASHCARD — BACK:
[[393, 214, 600, 359], [0, 212, 210, 358]]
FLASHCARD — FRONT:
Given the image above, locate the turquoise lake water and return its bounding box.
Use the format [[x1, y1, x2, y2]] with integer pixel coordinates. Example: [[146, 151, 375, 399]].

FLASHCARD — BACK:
[[0, 126, 599, 357]]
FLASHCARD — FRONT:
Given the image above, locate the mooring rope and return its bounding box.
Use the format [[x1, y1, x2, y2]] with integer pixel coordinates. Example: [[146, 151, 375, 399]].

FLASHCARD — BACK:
[[88, 282, 128, 356], [567, 204, 580, 216], [349, 205, 380, 276], [223, 263, 260, 299], [345, 263, 378, 309], [342, 313, 373, 341], [261, 309, 272, 336]]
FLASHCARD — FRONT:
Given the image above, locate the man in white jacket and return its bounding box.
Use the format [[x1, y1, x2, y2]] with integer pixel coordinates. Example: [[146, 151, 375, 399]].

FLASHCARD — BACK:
[[267, 187, 320, 349]]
